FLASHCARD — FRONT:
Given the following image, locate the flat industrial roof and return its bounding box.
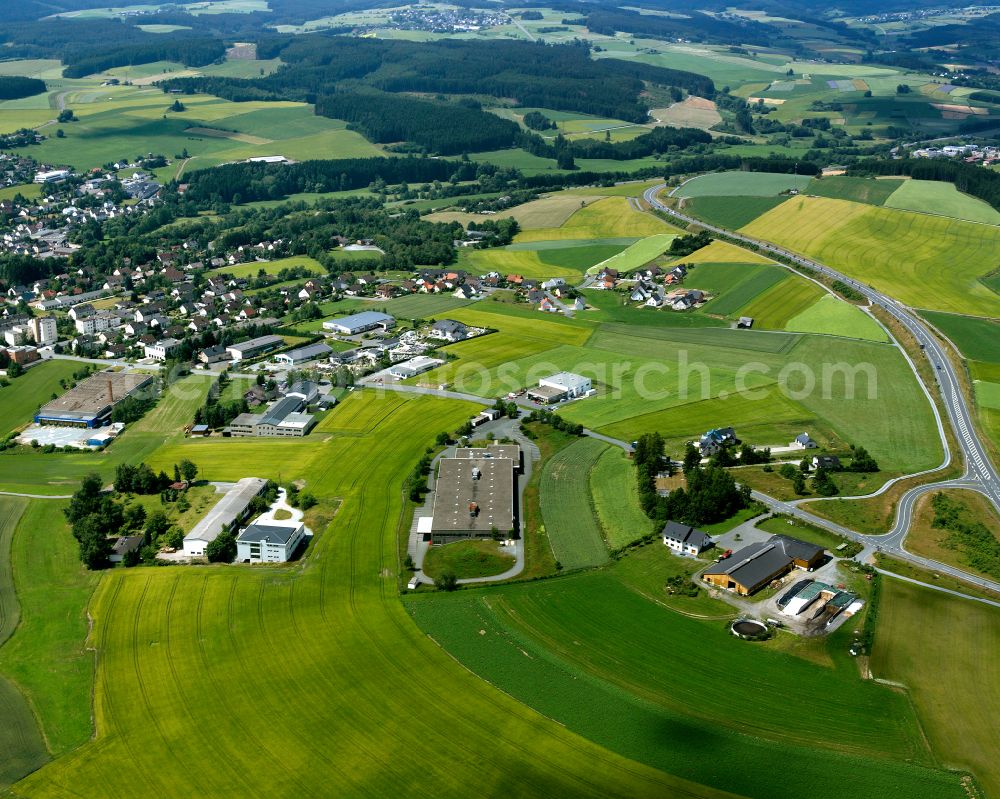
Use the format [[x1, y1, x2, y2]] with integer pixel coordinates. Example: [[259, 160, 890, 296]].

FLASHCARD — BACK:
[[431, 456, 515, 534], [277, 342, 332, 361], [540, 371, 590, 391], [526, 384, 566, 400], [324, 311, 394, 331], [36, 371, 154, 421], [454, 445, 520, 463], [185, 478, 267, 544], [227, 335, 284, 354]]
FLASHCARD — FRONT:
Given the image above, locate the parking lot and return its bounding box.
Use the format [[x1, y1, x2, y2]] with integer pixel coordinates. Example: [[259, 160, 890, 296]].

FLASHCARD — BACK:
[[17, 424, 95, 448]]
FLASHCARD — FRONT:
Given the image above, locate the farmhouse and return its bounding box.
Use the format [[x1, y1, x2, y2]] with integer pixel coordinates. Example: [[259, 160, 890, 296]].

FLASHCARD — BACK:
[[526, 372, 592, 404], [108, 535, 144, 563], [792, 432, 817, 449], [236, 522, 306, 563], [389, 356, 444, 379], [35, 371, 155, 428], [323, 311, 395, 336], [662, 521, 712, 555], [183, 477, 268, 557], [273, 341, 332, 366], [737, 316, 754, 329], [698, 427, 736, 456], [701, 535, 824, 596], [226, 334, 284, 362], [429, 445, 519, 543], [227, 396, 316, 437], [813, 455, 842, 470]]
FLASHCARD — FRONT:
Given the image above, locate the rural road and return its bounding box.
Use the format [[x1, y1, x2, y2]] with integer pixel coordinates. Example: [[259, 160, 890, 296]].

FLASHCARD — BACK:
[[643, 182, 1000, 593]]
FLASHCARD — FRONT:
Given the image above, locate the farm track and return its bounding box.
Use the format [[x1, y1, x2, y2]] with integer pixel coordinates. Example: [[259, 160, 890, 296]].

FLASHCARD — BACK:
[[645, 182, 1000, 597]]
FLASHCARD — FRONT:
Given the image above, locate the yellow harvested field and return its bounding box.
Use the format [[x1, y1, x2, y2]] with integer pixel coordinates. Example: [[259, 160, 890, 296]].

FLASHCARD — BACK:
[[515, 196, 679, 242], [677, 239, 775, 265], [651, 97, 722, 130], [931, 103, 987, 116], [748, 96, 786, 105]]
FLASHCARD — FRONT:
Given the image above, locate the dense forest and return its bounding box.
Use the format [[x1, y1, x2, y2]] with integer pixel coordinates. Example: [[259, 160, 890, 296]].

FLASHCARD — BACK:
[[848, 158, 1000, 210], [178, 157, 484, 204], [585, 8, 775, 46], [524, 126, 714, 162], [62, 38, 226, 79], [161, 36, 716, 152], [0, 76, 46, 100], [316, 91, 521, 155]]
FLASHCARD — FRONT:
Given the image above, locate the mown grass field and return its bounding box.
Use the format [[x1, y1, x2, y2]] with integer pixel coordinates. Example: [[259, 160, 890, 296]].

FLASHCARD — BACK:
[[587, 233, 676, 274], [883, 179, 1000, 225], [590, 447, 654, 548], [871, 579, 1000, 798], [15, 392, 709, 798], [0, 500, 100, 763], [741, 196, 1000, 316], [805, 176, 903, 205], [736, 276, 827, 328], [406, 557, 967, 799], [514, 197, 679, 242], [785, 294, 889, 342], [456, 246, 590, 280], [689, 262, 789, 318], [209, 255, 324, 278], [920, 311, 1000, 362], [540, 437, 610, 570], [684, 195, 788, 229], [678, 238, 775, 265], [675, 171, 814, 198], [422, 540, 514, 579]]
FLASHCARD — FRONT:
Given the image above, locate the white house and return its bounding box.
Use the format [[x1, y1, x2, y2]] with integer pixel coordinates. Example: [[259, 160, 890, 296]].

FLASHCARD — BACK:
[[662, 521, 712, 555], [144, 337, 181, 361], [791, 432, 817, 449], [236, 522, 306, 563]]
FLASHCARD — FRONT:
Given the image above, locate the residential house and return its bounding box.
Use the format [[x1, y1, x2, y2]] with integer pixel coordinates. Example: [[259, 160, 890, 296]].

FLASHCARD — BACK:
[[662, 521, 712, 555]]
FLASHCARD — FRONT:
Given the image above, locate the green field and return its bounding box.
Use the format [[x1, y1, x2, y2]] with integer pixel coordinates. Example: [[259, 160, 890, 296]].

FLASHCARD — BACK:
[[15, 392, 716, 798], [539, 437, 611, 570], [684, 195, 788, 229], [975, 380, 1000, 410], [590, 447, 654, 548], [20, 88, 383, 172], [0, 184, 42, 202], [0, 360, 86, 435], [921, 311, 1000, 361], [884, 179, 1000, 225], [514, 197, 680, 242], [418, 304, 941, 472], [687, 262, 789, 318], [0, 500, 100, 766], [210, 255, 325, 278], [742, 196, 1000, 317], [736, 277, 827, 329], [785, 294, 890, 342], [456, 246, 590, 280], [587, 233, 676, 274], [871, 578, 1000, 798], [422, 540, 514, 579], [405, 554, 967, 799], [379, 293, 476, 320], [675, 171, 814, 198], [805, 176, 904, 205]]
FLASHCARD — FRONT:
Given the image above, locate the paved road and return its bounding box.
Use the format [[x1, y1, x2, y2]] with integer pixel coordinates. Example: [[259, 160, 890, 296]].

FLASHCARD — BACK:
[[644, 182, 1000, 593]]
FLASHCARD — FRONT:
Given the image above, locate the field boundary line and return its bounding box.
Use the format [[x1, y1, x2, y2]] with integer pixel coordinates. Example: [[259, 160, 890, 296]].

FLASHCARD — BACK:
[[876, 569, 1000, 609]]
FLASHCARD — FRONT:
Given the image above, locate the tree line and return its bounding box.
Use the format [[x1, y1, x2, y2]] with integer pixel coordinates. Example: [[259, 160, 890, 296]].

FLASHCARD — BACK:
[[0, 76, 45, 100], [848, 157, 1000, 211]]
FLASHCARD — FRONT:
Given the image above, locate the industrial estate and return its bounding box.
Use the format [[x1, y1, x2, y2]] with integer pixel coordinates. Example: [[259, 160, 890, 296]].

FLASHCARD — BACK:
[[0, 1, 997, 797]]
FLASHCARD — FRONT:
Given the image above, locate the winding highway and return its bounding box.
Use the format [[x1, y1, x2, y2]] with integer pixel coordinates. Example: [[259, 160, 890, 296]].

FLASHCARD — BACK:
[[643, 182, 1000, 594]]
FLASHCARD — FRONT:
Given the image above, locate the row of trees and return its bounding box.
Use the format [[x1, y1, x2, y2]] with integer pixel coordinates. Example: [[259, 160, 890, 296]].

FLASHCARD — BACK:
[[634, 433, 751, 527], [114, 459, 197, 495]]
